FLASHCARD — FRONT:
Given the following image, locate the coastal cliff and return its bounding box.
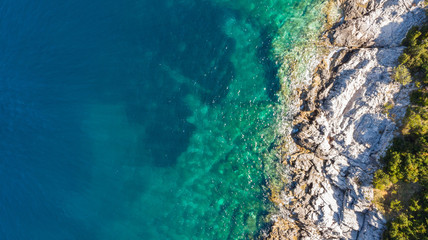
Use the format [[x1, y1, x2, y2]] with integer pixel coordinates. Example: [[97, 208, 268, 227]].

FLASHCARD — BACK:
[[267, 0, 426, 239]]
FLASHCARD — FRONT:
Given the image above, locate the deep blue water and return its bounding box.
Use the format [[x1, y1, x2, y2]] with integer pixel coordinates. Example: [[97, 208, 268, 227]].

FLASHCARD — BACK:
[[0, 0, 326, 239]]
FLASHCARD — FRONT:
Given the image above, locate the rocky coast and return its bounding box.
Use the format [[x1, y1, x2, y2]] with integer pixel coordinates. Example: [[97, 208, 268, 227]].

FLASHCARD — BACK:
[[267, 0, 426, 239]]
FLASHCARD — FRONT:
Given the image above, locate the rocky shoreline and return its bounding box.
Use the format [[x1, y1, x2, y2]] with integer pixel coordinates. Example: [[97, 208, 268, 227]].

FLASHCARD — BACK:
[[266, 0, 426, 239]]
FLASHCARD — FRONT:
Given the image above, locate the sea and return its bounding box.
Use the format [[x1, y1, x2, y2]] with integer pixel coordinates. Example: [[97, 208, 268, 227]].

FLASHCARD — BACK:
[[0, 0, 327, 239]]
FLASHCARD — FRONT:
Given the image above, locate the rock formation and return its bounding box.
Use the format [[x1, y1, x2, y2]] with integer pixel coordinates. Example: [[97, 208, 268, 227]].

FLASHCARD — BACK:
[[266, 0, 426, 239]]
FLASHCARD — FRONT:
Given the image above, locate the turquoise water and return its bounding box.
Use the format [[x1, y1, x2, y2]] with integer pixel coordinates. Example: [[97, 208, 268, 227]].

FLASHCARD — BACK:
[[0, 0, 327, 239]]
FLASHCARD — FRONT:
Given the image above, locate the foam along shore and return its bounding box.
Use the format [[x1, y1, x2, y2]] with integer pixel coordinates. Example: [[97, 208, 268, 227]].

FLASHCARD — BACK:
[[267, 0, 426, 239]]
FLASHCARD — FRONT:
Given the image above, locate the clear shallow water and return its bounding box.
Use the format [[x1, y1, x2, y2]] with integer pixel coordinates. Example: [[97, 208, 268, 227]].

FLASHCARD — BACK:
[[0, 0, 326, 239]]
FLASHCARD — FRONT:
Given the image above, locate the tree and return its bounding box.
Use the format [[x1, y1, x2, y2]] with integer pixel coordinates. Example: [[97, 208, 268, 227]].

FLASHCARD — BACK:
[[404, 153, 420, 183], [391, 199, 403, 212], [394, 65, 412, 85], [373, 169, 391, 190]]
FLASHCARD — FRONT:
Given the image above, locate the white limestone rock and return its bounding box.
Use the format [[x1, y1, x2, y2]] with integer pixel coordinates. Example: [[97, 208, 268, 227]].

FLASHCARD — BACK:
[[268, 0, 426, 239]]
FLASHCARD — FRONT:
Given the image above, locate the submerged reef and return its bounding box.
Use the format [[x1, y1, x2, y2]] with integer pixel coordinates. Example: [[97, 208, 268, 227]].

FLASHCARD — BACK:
[[266, 0, 427, 239]]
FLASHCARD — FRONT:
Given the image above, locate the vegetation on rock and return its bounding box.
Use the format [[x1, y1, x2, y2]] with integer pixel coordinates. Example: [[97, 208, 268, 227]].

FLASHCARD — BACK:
[[374, 23, 428, 240]]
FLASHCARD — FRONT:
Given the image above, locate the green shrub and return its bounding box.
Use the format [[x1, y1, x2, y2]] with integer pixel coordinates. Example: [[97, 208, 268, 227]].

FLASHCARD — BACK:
[[390, 199, 403, 212], [373, 169, 391, 190], [409, 90, 428, 105], [387, 152, 404, 183], [402, 107, 428, 136], [409, 199, 421, 212], [423, 73, 428, 84], [394, 65, 412, 85], [403, 153, 419, 183], [402, 26, 421, 46], [406, 45, 428, 68], [399, 53, 411, 64], [385, 102, 394, 110]]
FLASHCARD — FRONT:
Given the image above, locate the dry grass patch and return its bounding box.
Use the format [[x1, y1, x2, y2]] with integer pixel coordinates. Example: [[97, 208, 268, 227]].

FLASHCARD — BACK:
[[373, 182, 423, 220]]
